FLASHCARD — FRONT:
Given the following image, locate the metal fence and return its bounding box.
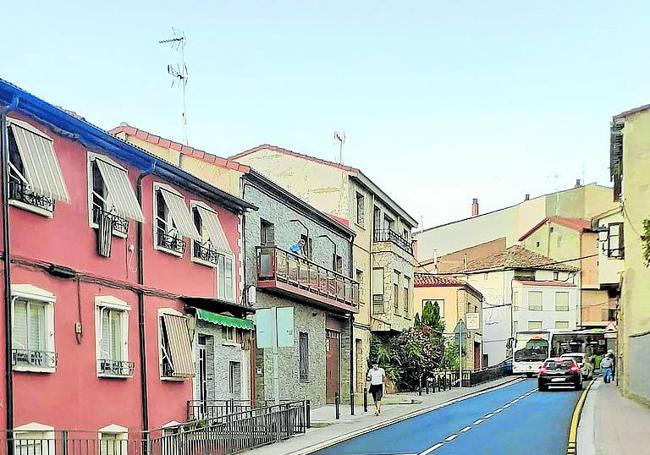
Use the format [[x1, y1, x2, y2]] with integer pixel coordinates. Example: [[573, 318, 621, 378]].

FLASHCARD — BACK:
[[461, 364, 509, 387], [3, 401, 308, 455], [186, 399, 295, 421]]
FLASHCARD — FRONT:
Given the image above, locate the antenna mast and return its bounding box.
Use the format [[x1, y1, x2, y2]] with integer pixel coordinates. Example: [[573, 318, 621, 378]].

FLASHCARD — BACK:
[[334, 131, 346, 164], [159, 29, 189, 145]]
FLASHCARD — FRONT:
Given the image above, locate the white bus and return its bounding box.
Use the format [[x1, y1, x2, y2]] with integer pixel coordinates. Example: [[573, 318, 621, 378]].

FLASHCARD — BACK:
[[513, 329, 608, 376]]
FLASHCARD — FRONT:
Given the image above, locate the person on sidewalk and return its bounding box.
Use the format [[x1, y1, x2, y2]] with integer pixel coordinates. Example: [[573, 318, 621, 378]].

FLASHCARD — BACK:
[[367, 362, 386, 416], [601, 354, 614, 383]]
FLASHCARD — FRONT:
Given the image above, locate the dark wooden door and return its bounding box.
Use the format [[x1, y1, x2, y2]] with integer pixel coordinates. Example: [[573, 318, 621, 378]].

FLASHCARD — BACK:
[[474, 342, 481, 370], [326, 330, 340, 404]]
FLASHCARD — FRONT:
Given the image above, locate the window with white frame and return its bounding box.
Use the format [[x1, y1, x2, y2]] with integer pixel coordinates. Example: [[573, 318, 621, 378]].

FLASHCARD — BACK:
[[555, 321, 569, 329], [159, 309, 195, 379], [607, 223, 625, 258], [222, 326, 236, 344], [513, 291, 520, 311], [153, 184, 201, 256], [11, 284, 56, 372], [98, 425, 128, 455], [528, 321, 543, 330], [191, 201, 233, 267], [14, 423, 55, 455], [528, 291, 543, 311], [217, 255, 235, 302], [554, 292, 569, 312], [372, 268, 384, 314], [96, 297, 133, 378]]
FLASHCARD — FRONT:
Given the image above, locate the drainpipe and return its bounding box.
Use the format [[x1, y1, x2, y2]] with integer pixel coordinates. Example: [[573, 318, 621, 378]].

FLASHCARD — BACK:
[[241, 180, 255, 404], [2, 97, 19, 448], [348, 234, 355, 414], [136, 164, 156, 433]]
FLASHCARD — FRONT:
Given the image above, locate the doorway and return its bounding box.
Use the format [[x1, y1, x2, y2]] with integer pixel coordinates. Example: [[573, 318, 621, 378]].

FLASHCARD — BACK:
[[474, 342, 481, 370], [326, 330, 341, 404]]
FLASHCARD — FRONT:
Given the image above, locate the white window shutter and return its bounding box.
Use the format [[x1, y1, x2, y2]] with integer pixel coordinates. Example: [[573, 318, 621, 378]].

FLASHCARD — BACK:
[[28, 304, 45, 351], [101, 310, 111, 359], [13, 301, 28, 349]]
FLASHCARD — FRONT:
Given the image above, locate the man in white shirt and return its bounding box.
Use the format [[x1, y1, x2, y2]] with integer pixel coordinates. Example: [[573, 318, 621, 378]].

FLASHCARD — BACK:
[[366, 362, 386, 416]]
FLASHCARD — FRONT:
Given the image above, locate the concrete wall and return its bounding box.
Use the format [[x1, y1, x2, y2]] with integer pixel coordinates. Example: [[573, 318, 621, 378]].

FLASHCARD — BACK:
[[596, 210, 625, 286]]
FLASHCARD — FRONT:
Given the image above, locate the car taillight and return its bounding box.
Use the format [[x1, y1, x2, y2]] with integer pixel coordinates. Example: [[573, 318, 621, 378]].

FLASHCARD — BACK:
[[539, 367, 547, 376], [570, 366, 580, 373]]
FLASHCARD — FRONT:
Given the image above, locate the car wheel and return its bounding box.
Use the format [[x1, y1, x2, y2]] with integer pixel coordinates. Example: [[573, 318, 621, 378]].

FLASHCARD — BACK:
[[526, 373, 533, 378], [575, 382, 583, 391], [538, 384, 547, 391]]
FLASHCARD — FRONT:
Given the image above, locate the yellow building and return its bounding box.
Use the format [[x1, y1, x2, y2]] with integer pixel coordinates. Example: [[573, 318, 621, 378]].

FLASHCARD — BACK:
[[609, 105, 650, 405], [414, 275, 484, 370], [229, 145, 418, 393]]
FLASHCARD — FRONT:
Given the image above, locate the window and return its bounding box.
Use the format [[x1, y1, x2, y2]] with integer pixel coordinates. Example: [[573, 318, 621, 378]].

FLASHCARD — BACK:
[[159, 310, 194, 379], [355, 192, 365, 227], [96, 297, 133, 377], [11, 284, 56, 373], [229, 361, 242, 398], [153, 184, 201, 256], [98, 425, 128, 455], [356, 269, 365, 303], [299, 332, 309, 382], [403, 276, 410, 316], [528, 291, 543, 311], [555, 321, 569, 329], [373, 206, 381, 230], [384, 215, 395, 233], [14, 423, 55, 455], [513, 291, 520, 311], [393, 270, 400, 312], [555, 292, 569, 312], [403, 228, 409, 241], [528, 321, 543, 330], [191, 201, 233, 266], [334, 255, 343, 274], [422, 299, 444, 318], [260, 219, 275, 246], [372, 268, 384, 314], [299, 234, 313, 259], [87, 152, 144, 237], [217, 255, 235, 302], [607, 223, 625, 258], [222, 326, 236, 344], [6, 117, 70, 215]]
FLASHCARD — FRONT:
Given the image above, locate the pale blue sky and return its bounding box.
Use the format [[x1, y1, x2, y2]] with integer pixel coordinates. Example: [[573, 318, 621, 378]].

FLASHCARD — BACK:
[[2, 1, 648, 227]]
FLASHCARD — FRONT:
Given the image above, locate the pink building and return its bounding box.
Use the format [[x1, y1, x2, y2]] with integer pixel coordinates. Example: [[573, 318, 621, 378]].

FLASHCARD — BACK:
[[0, 79, 254, 441]]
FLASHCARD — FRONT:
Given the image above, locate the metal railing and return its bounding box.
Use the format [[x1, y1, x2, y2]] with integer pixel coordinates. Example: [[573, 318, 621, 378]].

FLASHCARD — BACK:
[[97, 359, 135, 377], [192, 241, 219, 264], [462, 364, 509, 387], [186, 399, 295, 421], [12, 349, 57, 369], [373, 229, 413, 255], [92, 206, 129, 235], [256, 246, 359, 309], [1, 401, 309, 455], [9, 179, 54, 212], [157, 230, 186, 254]]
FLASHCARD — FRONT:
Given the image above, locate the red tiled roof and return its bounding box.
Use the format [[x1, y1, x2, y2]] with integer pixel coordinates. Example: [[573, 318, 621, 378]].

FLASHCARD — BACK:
[[327, 213, 350, 227], [414, 274, 484, 300], [516, 280, 576, 287], [448, 245, 578, 273], [109, 123, 251, 173], [229, 144, 359, 174], [518, 216, 592, 241]]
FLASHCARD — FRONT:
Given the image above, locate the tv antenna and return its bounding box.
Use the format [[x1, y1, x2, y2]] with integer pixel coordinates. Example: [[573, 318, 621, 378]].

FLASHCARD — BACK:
[[159, 29, 189, 145], [334, 131, 346, 164]]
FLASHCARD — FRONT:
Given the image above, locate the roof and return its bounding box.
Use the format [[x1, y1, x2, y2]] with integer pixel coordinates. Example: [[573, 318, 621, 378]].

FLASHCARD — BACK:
[[229, 144, 419, 227], [613, 104, 650, 120], [448, 245, 579, 274], [0, 78, 255, 214], [110, 123, 354, 237], [109, 123, 251, 173], [414, 274, 484, 300], [515, 280, 577, 288], [518, 216, 592, 241]]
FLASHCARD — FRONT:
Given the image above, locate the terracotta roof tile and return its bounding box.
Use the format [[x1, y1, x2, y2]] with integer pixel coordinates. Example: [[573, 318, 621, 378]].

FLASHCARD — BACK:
[[519, 216, 592, 241], [414, 274, 484, 299], [448, 245, 578, 273]]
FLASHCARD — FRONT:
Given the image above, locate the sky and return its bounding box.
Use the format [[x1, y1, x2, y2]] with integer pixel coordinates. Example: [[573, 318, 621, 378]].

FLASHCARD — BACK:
[[2, 1, 649, 228]]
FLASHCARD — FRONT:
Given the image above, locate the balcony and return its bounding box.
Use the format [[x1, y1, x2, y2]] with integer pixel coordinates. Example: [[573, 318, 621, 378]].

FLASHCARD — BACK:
[[193, 240, 220, 264], [256, 246, 359, 313], [98, 359, 135, 378], [12, 349, 57, 369], [157, 230, 186, 254], [92, 206, 129, 235], [373, 229, 413, 255], [9, 179, 54, 213]]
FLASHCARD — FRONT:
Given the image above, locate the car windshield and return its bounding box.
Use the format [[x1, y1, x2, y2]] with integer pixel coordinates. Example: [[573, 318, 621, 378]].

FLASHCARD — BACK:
[[545, 360, 574, 370], [563, 354, 583, 363], [514, 333, 549, 362]]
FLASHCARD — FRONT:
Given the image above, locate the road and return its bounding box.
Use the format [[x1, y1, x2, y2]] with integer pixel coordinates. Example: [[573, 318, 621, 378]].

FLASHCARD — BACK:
[[313, 379, 582, 455]]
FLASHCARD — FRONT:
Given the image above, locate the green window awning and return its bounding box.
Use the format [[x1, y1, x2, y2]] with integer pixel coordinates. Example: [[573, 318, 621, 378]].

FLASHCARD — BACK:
[[195, 308, 254, 331]]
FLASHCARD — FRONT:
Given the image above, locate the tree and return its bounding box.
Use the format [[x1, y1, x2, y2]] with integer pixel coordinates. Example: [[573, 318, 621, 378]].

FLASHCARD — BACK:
[[422, 301, 445, 340]]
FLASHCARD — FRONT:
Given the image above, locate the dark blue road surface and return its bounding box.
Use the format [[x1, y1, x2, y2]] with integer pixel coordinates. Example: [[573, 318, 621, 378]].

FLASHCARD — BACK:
[[314, 379, 581, 455]]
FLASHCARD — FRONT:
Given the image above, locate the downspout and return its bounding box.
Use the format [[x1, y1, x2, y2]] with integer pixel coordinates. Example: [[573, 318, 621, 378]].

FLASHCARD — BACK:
[[136, 164, 156, 433], [2, 97, 19, 447], [348, 234, 355, 414], [241, 179, 256, 404]]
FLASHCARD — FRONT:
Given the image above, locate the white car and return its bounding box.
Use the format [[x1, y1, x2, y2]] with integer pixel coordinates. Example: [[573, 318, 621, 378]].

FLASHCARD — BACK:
[[560, 353, 593, 380]]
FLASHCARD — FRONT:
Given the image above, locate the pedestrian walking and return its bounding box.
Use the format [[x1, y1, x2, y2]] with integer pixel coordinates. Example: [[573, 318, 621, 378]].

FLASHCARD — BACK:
[[601, 354, 613, 383], [366, 361, 386, 416]]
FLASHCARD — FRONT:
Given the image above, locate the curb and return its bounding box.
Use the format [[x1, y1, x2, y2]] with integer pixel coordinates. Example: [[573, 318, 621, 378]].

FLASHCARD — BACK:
[[291, 376, 524, 455], [567, 379, 595, 455]]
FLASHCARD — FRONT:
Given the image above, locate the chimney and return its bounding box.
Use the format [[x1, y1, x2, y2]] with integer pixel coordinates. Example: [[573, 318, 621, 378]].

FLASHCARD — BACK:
[[471, 198, 479, 217], [524, 193, 530, 201], [575, 179, 582, 188]]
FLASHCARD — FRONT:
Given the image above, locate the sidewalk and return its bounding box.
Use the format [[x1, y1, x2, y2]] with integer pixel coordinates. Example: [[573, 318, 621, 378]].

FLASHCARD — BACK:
[[577, 379, 650, 455], [246, 376, 521, 455]]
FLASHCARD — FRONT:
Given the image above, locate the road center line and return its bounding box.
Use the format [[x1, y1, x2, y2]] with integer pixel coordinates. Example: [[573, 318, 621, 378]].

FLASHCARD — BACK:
[[445, 434, 458, 442], [460, 426, 472, 433], [484, 413, 494, 418], [420, 442, 444, 454], [473, 419, 484, 425]]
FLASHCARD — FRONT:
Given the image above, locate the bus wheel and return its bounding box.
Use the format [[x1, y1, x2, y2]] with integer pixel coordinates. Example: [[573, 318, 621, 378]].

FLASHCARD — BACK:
[[526, 373, 534, 378]]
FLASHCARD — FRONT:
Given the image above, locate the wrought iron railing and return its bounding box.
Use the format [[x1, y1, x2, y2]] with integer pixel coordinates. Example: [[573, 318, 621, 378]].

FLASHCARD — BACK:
[[373, 229, 413, 254], [93, 206, 129, 235], [157, 230, 186, 254], [12, 349, 57, 369], [97, 359, 135, 377], [9, 179, 54, 213], [256, 246, 359, 309], [186, 399, 295, 421], [192, 241, 219, 264]]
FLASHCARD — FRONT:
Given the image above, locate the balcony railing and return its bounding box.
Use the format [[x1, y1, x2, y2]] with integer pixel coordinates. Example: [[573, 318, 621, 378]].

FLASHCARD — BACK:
[[373, 229, 413, 254], [93, 206, 129, 235], [157, 230, 186, 254], [98, 359, 135, 377], [12, 349, 57, 369], [9, 179, 54, 213], [193, 241, 220, 264], [256, 246, 359, 310]]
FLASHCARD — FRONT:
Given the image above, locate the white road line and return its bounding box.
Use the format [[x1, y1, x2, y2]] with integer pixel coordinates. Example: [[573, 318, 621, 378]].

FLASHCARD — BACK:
[[484, 413, 493, 419], [445, 434, 458, 442], [503, 403, 511, 408], [494, 408, 503, 413], [460, 426, 472, 433], [473, 419, 484, 425], [420, 442, 444, 454]]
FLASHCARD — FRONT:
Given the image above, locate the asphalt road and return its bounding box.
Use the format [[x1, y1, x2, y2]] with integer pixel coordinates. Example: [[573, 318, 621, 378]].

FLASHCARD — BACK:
[[313, 378, 582, 455]]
